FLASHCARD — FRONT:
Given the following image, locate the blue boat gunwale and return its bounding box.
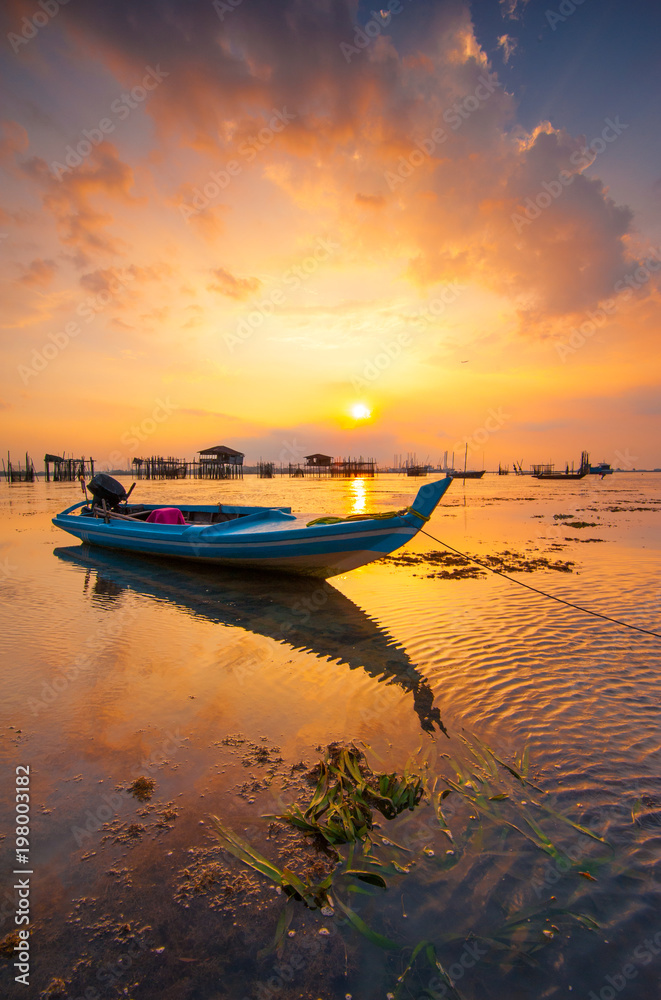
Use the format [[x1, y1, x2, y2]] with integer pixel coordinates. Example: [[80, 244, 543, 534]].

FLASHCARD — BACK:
[[57, 500, 293, 516], [55, 503, 420, 543]]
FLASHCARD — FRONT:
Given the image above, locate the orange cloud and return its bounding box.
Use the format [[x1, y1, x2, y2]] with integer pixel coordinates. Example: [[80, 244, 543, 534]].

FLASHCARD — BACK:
[[207, 267, 262, 300], [355, 193, 386, 208], [18, 258, 57, 288], [18, 142, 138, 265]]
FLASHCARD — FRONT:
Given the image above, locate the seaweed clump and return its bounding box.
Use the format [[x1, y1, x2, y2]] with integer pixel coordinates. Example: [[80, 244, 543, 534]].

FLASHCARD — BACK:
[[279, 742, 424, 845], [128, 775, 156, 801], [384, 548, 575, 577], [209, 743, 424, 912]]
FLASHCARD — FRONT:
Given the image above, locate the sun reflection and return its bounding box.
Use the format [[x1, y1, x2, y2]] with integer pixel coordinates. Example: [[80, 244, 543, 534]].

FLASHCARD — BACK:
[[349, 478, 367, 515]]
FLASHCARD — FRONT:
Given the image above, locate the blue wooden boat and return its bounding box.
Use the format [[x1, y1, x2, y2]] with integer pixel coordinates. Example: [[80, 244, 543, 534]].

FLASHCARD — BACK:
[[52, 474, 452, 578]]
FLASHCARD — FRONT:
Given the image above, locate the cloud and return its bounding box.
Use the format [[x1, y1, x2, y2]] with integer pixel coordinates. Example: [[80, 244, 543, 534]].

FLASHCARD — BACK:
[[18, 142, 139, 265], [2, 1, 647, 330], [497, 34, 517, 63], [513, 419, 570, 432], [0, 120, 29, 164], [400, 118, 637, 324], [178, 408, 241, 419], [622, 385, 661, 416], [499, 0, 530, 19], [18, 258, 57, 288], [355, 193, 386, 208], [79, 268, 125, 295], [207, 267, 262, 300]]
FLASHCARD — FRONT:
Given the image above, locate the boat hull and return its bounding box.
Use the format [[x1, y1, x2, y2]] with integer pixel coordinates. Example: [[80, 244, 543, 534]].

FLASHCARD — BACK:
[[533, 473, 587, 480], [53, 518, 418, 577], [52, 478, 452, 579]]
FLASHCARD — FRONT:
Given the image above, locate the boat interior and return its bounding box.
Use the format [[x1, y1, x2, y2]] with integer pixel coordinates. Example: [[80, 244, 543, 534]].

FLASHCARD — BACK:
[[75, 473, 294, 526], [79, 503, 282, 525]]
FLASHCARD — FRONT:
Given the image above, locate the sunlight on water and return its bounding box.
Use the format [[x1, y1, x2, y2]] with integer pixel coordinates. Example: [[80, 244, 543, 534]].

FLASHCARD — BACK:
[[0, 473, 660, 999], [348, 476, 367, 515]]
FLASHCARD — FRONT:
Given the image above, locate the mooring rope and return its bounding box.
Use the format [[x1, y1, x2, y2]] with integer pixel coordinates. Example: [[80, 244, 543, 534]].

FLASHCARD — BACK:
[[420, 528, 661, 640], [307, 506, 429, 527]]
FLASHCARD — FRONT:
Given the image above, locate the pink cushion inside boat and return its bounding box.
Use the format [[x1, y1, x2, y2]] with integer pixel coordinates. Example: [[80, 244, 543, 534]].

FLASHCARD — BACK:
[[146, 507, 186, 524]]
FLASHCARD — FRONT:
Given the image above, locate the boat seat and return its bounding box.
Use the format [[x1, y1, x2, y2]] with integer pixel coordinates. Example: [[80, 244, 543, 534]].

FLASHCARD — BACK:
[[146, 507, 186, 525]]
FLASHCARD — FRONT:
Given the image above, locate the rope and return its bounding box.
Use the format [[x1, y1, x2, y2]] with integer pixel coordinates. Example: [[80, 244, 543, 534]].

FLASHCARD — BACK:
[[307, 506, 427, 527], [419, 528, 661, 640]]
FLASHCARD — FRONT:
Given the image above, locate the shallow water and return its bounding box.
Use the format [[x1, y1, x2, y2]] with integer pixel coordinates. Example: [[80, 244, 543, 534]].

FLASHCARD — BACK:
[[1, 473, 660, 999]]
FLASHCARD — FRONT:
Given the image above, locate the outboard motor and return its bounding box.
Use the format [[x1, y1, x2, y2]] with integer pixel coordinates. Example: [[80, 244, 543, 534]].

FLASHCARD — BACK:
[[87, 473, 128, 511]]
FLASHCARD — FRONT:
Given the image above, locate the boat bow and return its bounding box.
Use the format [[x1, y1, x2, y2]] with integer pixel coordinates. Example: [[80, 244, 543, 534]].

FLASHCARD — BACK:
[[405, 475, 453, 522]]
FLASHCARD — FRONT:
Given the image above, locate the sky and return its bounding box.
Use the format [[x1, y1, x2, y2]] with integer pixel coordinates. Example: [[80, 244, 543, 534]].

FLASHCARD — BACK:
[[1, 0, 660, 471]]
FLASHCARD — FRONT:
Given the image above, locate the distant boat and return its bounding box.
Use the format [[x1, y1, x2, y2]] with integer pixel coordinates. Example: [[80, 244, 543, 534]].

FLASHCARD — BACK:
[[533, 451, 590, 480], [533, 469, 587, 480], [450, 469, 485, 479], [449, 443, 485, 480], [52, 473, 453, 579], [588, 462, 613, 477], [498, 463, 509, 475], [406, 466, 428, 477]]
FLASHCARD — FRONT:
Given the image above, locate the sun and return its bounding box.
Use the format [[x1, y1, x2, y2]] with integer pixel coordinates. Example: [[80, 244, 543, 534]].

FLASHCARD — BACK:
[[350, 403, 372, 420]]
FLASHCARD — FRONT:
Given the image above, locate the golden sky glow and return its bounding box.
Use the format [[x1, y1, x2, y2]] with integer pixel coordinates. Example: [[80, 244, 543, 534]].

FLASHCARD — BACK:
[[0, 0, 659, 469]]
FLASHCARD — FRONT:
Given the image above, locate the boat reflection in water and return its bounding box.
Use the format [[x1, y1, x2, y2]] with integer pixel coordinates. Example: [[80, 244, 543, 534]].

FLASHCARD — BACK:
[[53, 545, 446, 735]]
